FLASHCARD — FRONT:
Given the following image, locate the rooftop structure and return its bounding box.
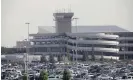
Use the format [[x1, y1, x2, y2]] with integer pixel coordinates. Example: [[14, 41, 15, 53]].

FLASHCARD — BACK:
[[38, 25, 129, 33], [53, 12, 74, 33]]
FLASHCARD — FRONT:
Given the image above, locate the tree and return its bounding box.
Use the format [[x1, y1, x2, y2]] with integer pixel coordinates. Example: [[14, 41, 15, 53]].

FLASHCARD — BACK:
[[91, 54, 95, 61], [91, 45, 95, 61], [49, 54, 55, 63], [39, 70, 48, 80], [23, 73, 27, 80], [58, 55, 63, 62], [40, 55, 47, 63], [66, 54, 71, 61], [82, 53, 89, 61], [63, 69, 71, 80], [100, 55, 104, 62]]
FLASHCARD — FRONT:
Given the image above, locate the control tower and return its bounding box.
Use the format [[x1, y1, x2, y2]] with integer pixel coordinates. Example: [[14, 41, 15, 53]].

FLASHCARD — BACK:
[[53, 12, 74, 33]]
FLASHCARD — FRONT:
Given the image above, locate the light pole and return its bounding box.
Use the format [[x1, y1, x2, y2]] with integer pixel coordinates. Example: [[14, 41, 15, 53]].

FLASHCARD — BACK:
[[73, 18, 79, 64], [25, 23, 30, 40], [25, 22, 30, 80], [73, 18, 79, 33]]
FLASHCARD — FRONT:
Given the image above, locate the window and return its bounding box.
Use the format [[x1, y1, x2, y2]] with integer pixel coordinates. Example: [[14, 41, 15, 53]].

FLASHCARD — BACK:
[[42, 42, 46, 44], [128, 47, 133, 51], [36, 42, 40, 45], [120, 47, 125, 51], [47, 41, 51, 44], [29, 36, 33, 39], [30, 42, 34, 45], [128, 41, 133, 43]]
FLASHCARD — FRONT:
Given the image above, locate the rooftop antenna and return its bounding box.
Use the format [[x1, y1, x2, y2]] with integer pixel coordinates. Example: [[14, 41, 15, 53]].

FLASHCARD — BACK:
[[62, 8, 64, 13], [67, 5, 69, 12], [69, 4, 71, 12]]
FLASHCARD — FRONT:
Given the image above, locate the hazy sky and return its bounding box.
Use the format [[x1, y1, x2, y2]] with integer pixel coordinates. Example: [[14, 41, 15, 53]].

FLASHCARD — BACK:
[[1, 0, 133, 47]]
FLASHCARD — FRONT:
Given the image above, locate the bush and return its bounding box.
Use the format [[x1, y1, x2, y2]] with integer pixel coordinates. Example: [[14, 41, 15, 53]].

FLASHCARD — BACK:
[[23, 73, 27, 80]]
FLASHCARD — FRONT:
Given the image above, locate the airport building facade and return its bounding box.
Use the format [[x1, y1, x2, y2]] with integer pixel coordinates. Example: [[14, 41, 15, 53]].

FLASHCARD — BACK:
[[28, 12, 133, 60], [116, 32, 133, 60]]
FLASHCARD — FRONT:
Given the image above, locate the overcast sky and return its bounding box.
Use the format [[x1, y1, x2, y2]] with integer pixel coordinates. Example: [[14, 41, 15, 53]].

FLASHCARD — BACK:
[[1, 0, 133, 47]]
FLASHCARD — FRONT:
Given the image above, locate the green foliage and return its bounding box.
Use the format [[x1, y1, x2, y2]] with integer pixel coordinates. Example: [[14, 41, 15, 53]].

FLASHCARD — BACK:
[[66, 54, 71, 61], [39, 70, 48, 80], [23, 73, 27, 80], [91, 54, 95, 61], [82, 53, 89, 61], [100, 55, 104, 61], [22, 70, 25, 74], [49, 54, 55, 63], [91, 45, 95, 61], [41, 56, 47, 63], [58, 55, 63, 62], [63, 69, 71, 80]]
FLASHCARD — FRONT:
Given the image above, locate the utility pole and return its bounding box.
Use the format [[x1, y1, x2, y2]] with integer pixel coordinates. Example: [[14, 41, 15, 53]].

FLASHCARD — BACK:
[[25, 22, 30, 80]]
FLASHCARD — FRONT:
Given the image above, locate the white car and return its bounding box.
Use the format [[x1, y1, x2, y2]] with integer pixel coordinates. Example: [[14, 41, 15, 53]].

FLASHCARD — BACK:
[[97, 74, 113, 80], [48, 75, 62, 80]]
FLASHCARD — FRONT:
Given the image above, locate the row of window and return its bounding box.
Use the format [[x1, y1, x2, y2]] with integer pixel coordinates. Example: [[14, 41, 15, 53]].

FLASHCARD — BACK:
[[119, 55, 133, 59], [120, 47, 133, 51], [67, 36, 117, 41], [67, 49, 118, 56], [120, 41, 133, 43], [82, 38, 117, 41], [31, 41, 118, 48], [31, 41, 66, 45], [117, 33, 133, 37], [30, 47, 66, 52], [29, 47, 118, 56], [67, 42, 118, 48], [34, 35, 66, 39]]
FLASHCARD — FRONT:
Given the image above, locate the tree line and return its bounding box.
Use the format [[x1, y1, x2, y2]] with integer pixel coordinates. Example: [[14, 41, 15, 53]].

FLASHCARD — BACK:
[[23, 69, 71, 80]]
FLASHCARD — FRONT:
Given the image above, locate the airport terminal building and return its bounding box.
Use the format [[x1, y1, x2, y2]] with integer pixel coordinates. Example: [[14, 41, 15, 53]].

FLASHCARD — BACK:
[[28, 12, 133, 60]]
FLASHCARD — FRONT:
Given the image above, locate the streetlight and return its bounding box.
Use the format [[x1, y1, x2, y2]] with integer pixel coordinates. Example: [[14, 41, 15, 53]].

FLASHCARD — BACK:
[[72, 18, 79, 33], [25, 22, 30, 40], [25, 22, 30, 80], [72, 17, 79, 64]]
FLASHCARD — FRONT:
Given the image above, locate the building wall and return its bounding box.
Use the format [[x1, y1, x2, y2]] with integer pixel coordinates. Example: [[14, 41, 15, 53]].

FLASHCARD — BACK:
[[115, 32, 133, 60], [1, 54, 41, 63], [29, 32, 120, 60]]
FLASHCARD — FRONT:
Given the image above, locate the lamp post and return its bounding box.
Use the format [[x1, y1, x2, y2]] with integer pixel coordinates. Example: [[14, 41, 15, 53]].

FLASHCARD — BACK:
[[25, 22, 30, 80], [73, 18, 79, 33], [25, 23, 30, 40], [73, 18, 79, 64]]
